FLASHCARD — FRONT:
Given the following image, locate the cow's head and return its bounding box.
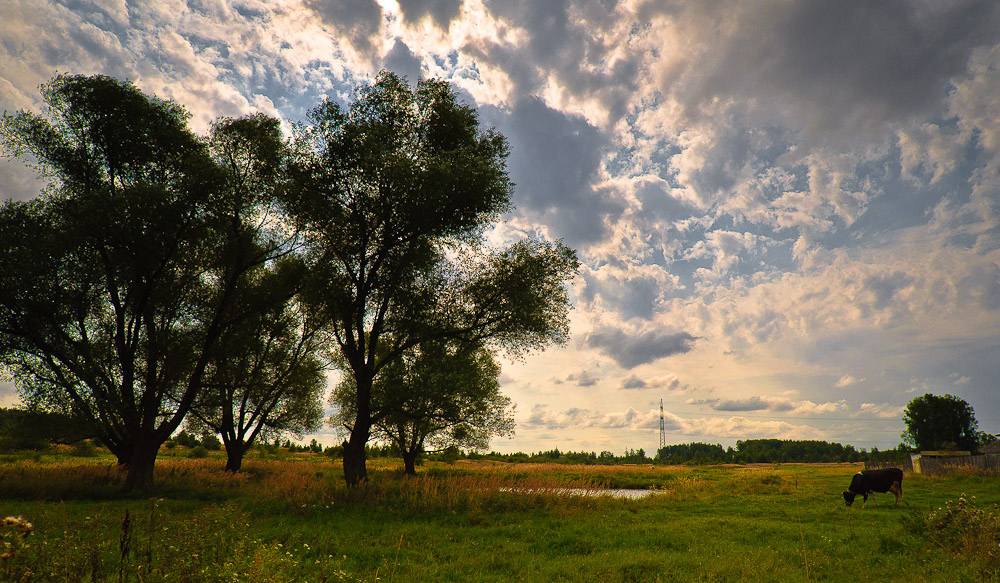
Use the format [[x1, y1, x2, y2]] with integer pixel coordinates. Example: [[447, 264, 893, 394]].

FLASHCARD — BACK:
[[843, 490, 856, 506]]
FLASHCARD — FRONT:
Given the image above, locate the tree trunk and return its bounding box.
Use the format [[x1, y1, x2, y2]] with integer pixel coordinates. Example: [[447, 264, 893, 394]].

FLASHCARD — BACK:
[[111, 439, 133, 468], [343, 369, 373, 486], [343, 433, 369, 486], [123, 443, 157, 492], [225, 441, 248, 473], [402, 450, 418, 475]]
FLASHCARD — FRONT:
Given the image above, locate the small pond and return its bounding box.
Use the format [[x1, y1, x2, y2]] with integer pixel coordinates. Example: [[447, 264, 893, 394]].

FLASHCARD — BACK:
[[504, 487, 663, 499]]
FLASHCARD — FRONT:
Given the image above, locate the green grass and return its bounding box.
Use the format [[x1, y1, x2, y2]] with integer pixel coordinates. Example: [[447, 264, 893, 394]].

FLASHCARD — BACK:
[[2, 453, 999, 582]]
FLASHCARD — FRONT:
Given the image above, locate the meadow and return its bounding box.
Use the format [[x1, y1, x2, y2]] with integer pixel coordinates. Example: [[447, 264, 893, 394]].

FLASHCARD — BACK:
[[2, 449, 999, 582]]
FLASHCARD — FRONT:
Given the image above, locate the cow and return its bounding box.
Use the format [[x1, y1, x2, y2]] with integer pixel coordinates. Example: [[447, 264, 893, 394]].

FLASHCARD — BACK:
[[843, 468, 903, 507]]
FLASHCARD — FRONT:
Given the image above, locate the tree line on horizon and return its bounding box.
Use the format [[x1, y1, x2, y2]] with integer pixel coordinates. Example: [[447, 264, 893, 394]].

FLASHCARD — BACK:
[[0, 72, 578, 491], [0, 404, 966, 468]]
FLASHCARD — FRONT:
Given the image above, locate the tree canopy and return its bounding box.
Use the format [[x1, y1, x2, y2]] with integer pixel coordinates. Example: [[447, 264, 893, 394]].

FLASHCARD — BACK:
[[184, 114, 326, 473], [0, 75, 306, 490], [285, 71, 578, 485], [333, 339, 514, 474], [902, 393, 980, 452]]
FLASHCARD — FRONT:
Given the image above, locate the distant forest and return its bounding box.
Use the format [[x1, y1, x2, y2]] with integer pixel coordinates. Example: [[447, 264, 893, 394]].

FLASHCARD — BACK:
[[1, 408, 908, 465], [391, 439, 910, 465]]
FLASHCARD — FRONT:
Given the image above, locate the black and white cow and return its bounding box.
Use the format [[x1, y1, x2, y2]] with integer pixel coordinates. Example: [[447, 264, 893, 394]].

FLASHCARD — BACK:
[[843, 468, 903, 507]]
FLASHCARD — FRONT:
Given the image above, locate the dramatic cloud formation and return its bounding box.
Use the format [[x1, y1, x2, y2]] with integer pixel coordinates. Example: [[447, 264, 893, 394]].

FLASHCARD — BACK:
[[3, 0, 999, 454], [586, 327, 698, 369]]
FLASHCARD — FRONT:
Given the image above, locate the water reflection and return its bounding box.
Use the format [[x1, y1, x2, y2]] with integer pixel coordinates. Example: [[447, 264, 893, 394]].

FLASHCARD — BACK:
[[504, 487, 662, 499]]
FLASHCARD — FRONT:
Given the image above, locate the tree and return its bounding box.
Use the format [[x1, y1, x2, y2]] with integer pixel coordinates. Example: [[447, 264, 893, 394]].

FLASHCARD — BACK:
[[332, 340, 514, 475], [184, 114, 325, 473], [901, 393, 979, 452], [285, 71, 578, 485], [188, 259, 325, 472], [0, 407, 94, 451], [0, 75, 296, 490]]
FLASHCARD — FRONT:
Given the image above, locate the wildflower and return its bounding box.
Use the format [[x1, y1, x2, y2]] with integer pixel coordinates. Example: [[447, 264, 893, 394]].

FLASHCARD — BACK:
[[1, 516, 33, 560], [2, 517, 32, 533]]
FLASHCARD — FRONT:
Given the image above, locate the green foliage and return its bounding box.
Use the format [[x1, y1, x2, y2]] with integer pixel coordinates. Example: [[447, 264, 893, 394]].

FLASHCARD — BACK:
[[925, 494, 1000, 577], [733, 439, 863, 463], [656, 442, 728, 464], [200, 434, 222, 451], [621, 448, 647, 463], [0, 499, 363, 582], [287, 70, 578, 484], [172, 430, 200, 448], [471, 439, 873, 466], [0, 74, 299, 490], [334, 340, 514, 474], [70, 440, 99, 457], [0, 407, 92, 452], [187, 114, 324, 475], [440, 446, 460, 465], [902, 393, 979, 451]]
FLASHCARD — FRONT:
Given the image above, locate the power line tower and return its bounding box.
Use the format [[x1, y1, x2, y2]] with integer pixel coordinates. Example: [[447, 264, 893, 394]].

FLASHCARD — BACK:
[[659, 399, 666, 451]]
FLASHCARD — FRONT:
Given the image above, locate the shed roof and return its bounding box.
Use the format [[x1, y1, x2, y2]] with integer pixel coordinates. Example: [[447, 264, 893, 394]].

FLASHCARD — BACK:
[[980, 441, 1000, 455]]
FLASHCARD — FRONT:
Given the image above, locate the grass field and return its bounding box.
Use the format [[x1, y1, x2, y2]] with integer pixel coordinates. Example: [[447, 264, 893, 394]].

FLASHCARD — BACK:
[[2, 450, 999, 582]]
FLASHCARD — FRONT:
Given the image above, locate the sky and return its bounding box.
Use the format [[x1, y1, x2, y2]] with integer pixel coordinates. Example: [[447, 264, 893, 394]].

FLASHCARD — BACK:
[[2, 0, 999, 455]]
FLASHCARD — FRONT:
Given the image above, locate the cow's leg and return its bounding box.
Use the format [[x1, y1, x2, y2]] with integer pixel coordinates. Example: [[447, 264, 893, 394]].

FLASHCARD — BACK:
[[869, 492, 878, 506], [889, 482, 901, 504]]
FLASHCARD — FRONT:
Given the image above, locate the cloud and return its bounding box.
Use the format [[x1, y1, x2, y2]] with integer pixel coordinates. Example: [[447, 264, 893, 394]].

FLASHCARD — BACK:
[[621, 375, 645, 390], [520, 403, 832, 443], [586, 326, 698, 369], [578, 261, 679, 320], [688, 396, 847, 417], [499, 97, 624, 247], [835, 375, 862, 388], [566, 370, 599, 387], [306, 0, 384, 64], [522, 404, 667, 431], [859, 403, 906, 419], [700, 397, 769, 412], [477, 0, 638, 125], [684, 230, 763, 276], [397, 0, 463, 30], [643, 1, 1000, 145], [620, 373, 696, 393], [382, 39, 424, 83]]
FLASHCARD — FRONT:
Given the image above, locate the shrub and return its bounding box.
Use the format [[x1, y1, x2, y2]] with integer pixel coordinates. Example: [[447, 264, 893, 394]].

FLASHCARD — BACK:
[[926, 494, 1000, 576], [189, 446, 208, 459], [200, 434, 222, 451], [441, 446, 460, 465], [70, 440, 98, 457], [173, 430, 199, 448]]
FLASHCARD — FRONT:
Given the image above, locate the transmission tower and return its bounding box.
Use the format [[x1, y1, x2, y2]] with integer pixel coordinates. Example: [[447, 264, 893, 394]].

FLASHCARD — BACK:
[[659, 399, 666, 451]]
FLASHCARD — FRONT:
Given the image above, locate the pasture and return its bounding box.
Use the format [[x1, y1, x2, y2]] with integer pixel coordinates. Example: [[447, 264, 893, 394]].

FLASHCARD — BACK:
[[1, 451, 999, 582]]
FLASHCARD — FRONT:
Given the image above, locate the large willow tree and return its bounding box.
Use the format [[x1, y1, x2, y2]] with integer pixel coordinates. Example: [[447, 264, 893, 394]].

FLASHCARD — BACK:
[[286, 72, 578, 485], [0, 76, 301, 491]]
